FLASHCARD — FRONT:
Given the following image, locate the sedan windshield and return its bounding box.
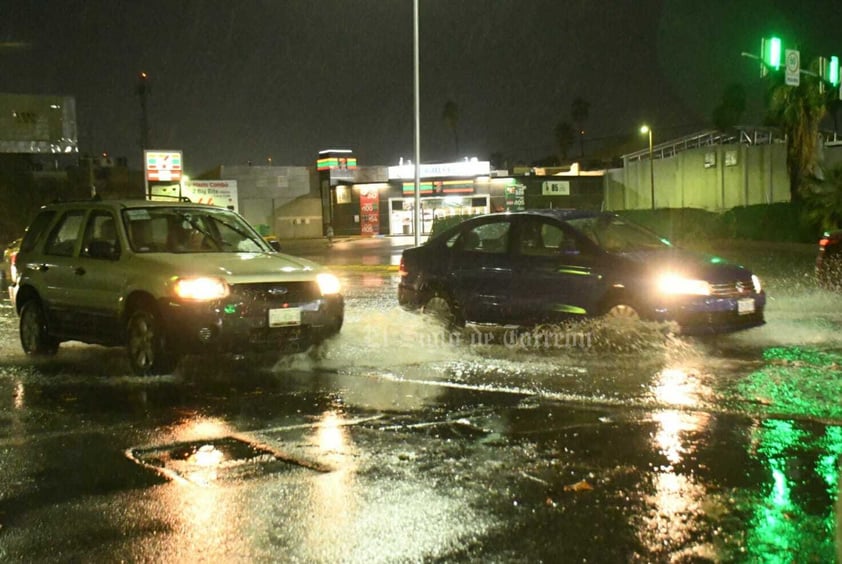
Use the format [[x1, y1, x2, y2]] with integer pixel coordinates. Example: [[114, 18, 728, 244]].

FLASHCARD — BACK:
[[122, 207, 270, 253], [566, 215, 671, 253]]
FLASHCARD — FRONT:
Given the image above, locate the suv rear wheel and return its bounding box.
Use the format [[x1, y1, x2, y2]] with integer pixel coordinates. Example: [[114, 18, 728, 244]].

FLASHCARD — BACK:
[[19, 299, 59, 356], [126, 306, 178, 375]]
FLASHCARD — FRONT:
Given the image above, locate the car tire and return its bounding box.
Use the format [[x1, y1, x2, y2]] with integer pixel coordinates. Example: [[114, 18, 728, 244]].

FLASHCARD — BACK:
[[422, 292, 465, 329], [605, 303, 639, 319], [601, 295, 641, 321], [126, 307, 178, 376], [19, 299, 59, 356]]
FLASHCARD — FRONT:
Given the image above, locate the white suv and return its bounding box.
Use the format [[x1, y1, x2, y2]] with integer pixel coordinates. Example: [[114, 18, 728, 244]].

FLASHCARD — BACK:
[[11, 199, 344, 375]]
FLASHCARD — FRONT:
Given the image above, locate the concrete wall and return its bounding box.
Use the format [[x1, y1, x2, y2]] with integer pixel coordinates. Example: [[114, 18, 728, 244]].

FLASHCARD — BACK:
[[219, 164, 317, 235], [607, 142, 790, 211], [272, 196, 323, 239]]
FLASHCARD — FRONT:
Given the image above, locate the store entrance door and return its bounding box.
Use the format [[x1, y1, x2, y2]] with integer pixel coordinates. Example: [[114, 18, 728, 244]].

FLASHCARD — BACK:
[[387, 195, 489, 235]]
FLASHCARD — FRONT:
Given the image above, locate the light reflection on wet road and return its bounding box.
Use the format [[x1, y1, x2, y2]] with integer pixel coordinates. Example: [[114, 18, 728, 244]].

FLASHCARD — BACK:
[[0, 253, 841, 561]]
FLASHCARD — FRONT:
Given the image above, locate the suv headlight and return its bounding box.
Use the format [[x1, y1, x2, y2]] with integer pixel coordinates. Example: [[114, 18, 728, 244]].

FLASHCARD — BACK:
[[657, 274, 711, 296], [316, 272, 341, 295], [173, 277, 230, 300]]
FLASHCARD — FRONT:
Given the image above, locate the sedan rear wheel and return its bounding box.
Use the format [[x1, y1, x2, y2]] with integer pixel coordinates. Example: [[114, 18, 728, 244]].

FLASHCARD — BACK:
[[422, 293, 464, 329], [126, 307, 178, 376], [20, 299, 59, 356]]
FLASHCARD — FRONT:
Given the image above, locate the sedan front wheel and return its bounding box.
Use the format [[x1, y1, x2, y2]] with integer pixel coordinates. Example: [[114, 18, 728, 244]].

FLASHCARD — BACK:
[[604, 303, 640, 320]]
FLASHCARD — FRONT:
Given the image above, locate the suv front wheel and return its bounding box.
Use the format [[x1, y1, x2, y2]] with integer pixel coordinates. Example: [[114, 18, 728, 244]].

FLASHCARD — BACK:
[[20, 299, 59, 356], [126, 306, 178, 376]]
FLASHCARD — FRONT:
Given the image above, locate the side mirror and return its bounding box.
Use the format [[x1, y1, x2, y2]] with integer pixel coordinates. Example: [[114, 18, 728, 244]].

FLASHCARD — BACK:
[[267, 240, 282, 252]]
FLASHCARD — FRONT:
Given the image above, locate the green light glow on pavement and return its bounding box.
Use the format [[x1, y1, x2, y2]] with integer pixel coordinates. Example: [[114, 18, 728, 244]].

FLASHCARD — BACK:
[[742, 419, 838, 562], [731, 347, 842, 420]]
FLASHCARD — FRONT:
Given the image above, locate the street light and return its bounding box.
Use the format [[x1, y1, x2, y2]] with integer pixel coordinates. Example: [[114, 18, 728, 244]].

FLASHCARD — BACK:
[[640, 125, 655, 209]]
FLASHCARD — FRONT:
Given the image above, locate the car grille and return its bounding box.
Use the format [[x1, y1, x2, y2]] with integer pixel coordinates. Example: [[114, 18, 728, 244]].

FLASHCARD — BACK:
[[709, 279, 754, 297], [230, 281, 320, 313]]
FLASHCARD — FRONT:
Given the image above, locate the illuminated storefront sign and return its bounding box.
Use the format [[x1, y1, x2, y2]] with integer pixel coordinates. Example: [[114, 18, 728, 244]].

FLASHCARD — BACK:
[[388, 158, 491, 180], [401, 180, 474, 195], [542, 180, 570, 196], [359, 186, 380, 236], [145, 150, 183, 182], [317, 156, 358, 171]]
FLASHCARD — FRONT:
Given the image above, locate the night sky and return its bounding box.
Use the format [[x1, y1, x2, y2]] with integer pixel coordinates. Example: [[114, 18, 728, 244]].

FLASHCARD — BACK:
[[1, 0, 839, 175]]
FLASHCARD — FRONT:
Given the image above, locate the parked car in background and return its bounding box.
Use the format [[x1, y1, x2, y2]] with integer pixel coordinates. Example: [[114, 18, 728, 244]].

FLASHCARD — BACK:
[[816, 230, 842, 289], [2, 237, 22, 293], [12, 199, 344, 375], [398, 210, 766, 335]]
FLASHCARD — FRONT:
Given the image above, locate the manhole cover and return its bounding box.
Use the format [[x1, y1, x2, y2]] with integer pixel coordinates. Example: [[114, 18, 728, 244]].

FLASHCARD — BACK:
[[128, 436, 328, 484]]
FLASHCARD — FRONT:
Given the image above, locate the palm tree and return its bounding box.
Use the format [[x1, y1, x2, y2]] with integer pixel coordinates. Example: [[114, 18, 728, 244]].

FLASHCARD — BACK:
[[554, 121, 576, 162], [442, 100, 460, 156], [766, 63, 827, 202], [804, 163, 842, 231], [570, 97, 590, 158]]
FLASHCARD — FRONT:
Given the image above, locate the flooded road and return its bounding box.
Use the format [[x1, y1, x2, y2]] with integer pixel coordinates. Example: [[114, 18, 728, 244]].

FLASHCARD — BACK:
[[0, 240, 840, 562]]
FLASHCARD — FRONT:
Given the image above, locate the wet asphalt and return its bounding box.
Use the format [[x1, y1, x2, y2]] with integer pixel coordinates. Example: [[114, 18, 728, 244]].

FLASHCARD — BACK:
[[0, 236, 840, 562]]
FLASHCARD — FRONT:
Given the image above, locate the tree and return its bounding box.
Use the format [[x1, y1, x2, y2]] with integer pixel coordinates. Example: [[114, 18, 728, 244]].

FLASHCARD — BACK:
[[442, 100, 460, 157], [570, 97, 590, 158], [804, 163, 842, 231], [712, 83, 747, 131], [765, 61, 828, 202], [554, 121, 576, 162]]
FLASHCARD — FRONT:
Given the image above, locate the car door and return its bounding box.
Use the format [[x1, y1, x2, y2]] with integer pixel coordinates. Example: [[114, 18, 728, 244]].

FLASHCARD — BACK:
[[445, 217, 514, 323], [36, 208, 88, 336], [73, 210, 126, 342], [510, 216, 605, 323]]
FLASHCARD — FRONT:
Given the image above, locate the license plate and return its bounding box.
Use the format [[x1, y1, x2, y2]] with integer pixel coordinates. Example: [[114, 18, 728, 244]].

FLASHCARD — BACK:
[[737, 298, 755, 315], [269, 307, 301, 327]]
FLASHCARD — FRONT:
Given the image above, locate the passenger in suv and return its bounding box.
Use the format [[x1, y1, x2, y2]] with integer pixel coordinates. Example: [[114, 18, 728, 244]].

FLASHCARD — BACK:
[[11, 199, 344, 375]]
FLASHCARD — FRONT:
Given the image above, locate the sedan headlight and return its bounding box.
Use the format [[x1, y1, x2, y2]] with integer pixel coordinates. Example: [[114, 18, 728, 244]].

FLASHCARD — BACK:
[[657, 274, 711, 296], [316, 272, 341, 295], [751, 274, 762, 293], [173, 277, 230, 300]]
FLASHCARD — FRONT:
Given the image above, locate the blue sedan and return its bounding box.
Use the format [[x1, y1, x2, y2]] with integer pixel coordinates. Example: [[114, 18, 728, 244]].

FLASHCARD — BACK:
[[398, 210, 765, 334]]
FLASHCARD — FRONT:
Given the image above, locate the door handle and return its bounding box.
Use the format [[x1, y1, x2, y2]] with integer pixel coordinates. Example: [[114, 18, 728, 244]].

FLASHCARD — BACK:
[[75, 267, 86, 276], [38, 264, 49, 272]]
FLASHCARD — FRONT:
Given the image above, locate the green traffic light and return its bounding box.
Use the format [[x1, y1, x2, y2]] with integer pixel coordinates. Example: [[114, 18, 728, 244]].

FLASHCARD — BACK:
[[828, 55, 839, 87], [762, 36, 782, 70]]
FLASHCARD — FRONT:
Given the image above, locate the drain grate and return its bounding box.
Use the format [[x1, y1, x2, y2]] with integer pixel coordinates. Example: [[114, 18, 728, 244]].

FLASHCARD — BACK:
[[128, 435, 329, 484]]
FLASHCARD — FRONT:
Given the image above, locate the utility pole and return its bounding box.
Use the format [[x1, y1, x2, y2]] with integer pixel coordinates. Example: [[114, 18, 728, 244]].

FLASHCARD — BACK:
[[136, 71, 150, 151]]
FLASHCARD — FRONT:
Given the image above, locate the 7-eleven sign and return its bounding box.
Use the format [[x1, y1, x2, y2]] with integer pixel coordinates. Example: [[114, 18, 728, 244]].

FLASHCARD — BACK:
[[145, 150, 183, 182]]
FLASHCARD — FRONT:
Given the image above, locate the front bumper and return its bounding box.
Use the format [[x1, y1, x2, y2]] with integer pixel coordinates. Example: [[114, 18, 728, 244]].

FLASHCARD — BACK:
[[158, 294, 344, 354], [651, 292, 766, 335]]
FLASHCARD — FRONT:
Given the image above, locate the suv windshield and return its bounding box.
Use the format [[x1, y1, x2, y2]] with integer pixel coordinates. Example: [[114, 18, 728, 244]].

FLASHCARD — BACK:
[[122, 207, 269, 253], [567, 215, 671, 253]]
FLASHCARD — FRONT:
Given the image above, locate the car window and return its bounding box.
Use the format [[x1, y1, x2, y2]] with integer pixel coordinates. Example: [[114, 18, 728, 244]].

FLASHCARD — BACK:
[[456, 220, 510, 254], [81, 211, 120, 258], [44, 210, 86, 257], [518, 219, 571, 256], [19, 210, 56, 253], [567, 215, 669, 253], [124, 207, 269, 253]]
